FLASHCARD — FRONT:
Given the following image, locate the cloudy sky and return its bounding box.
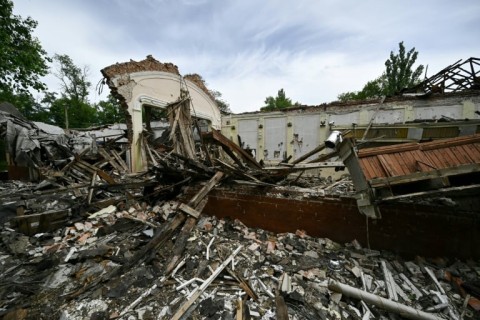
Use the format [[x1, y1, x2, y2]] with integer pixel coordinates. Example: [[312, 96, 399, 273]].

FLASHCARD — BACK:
[[13, 0, 480, 113]]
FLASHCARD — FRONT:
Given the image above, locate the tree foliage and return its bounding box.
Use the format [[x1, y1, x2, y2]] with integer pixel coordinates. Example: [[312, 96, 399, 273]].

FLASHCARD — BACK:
[[337, 75, 386, 102], [0, 0, 51, 106], [209, 90, 231, 114], [384, 41, 424, 96], [96, 94, 125, 125], [53, 54, 91, 103], [52, 54, 97, 128], [261, 89, 297, 111], [337, 42, 424, 102]]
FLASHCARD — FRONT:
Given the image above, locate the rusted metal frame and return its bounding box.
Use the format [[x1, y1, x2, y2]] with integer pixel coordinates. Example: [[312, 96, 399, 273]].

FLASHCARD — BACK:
[[398, 152, 417, 175]]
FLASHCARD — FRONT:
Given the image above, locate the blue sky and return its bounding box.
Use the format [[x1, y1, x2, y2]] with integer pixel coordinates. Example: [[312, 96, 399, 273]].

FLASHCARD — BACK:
[[13, 0, 480, 113]]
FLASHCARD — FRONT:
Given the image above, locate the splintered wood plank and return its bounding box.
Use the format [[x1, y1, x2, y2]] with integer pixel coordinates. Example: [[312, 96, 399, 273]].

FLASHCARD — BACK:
[[371, 156, 386, 179], [362, 156, 382, 179], [178, 203, 201, 218], [391, 153, 409, 175], [424, 150, 444, 170], [378, 155, 399, 177], [96, 169, 117, 185], [204, 129, 262, 169], [462, 144, 480, 162], [98, 148, 124, 172], [413, 150, 436, 171], [369, 163, 480, 188], [359, 158, 374, 180], [402, 151, 419, 173], [73, 162, 96, 175], [165, 172, 224, 275], [443, 148, 462, 167], [171, 246, 242, 320], [447, 145, 466, 164], [111, 149, 129, 171]]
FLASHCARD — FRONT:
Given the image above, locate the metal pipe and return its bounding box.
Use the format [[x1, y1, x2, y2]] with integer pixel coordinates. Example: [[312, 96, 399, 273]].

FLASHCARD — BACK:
[[325, 131, 342, 149], [328, 280, 444, 320]]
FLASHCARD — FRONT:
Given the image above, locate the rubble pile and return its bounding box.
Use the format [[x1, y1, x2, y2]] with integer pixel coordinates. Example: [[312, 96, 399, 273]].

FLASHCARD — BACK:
[[0, 203, 479, 319], [101, 55, 181, 79], [1, 100, 479, 319]]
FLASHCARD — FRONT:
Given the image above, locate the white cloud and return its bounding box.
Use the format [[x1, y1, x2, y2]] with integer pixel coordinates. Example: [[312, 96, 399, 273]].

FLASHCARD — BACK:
[[12, 0, 480, 113]]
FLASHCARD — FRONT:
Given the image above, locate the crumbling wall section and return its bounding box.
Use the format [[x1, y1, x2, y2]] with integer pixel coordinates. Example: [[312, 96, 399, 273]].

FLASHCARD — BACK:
[[184, 73, 215, 101], [226, 92, 480, 163], [101, 55, 180, 79], [101, 55, 221, 172], [101, 56, 181, 144]]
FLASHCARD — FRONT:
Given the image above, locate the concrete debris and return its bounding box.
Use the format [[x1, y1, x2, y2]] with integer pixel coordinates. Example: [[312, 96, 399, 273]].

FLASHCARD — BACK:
[[0, 85, 479, 319], [0, 210, 479, 319]]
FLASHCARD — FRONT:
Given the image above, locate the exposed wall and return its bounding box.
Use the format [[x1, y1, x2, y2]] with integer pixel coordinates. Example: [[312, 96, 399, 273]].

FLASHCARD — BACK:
[[222, 92, 480, 163], [102, 56, 221, 172]]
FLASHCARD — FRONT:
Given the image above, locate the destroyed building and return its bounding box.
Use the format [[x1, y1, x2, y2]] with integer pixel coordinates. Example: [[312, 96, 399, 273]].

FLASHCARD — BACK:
[[0, 56, 479, 319]]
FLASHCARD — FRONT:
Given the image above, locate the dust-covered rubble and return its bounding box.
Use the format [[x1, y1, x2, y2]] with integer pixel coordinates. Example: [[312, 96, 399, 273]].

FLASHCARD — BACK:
[[0, 202, 479, 319]]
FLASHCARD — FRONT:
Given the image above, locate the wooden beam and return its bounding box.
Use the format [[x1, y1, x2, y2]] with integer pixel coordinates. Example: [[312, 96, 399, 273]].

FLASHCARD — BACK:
[[376, 184, 480, 202], [178, 203, 201, 219], [165, 172, 224, 274], [264, 162, 344, 170], [171, 246, 242, 320], [291, 143, 326, 164], [369, 163, 480, 188], [203, 129, 262, 169]]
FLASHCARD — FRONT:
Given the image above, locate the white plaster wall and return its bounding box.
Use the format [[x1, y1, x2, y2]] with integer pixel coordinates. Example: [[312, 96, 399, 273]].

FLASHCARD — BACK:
[[111, 71, 221, 172], [414, 105, 463, 120], [264, 117, 286, 161], [373, 109, 405, 124], [329, 112, 360, 126], [117, 71, 221, 129], [238, 119, 258, 158], [293, 115, 320, 160]]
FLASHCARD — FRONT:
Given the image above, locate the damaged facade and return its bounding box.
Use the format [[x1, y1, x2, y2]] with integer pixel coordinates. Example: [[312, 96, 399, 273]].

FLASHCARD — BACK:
[[101, 55, 221, 173], [0, 56, 479, 319]]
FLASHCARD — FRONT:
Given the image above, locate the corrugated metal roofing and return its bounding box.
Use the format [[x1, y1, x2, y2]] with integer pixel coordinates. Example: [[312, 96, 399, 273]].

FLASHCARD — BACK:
[[357, 134, 480, 180]]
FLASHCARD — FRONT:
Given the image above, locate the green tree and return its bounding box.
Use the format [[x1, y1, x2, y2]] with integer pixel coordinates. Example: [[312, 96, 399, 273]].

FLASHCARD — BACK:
[[384, 41, 424, 96], [209, 90, 231, 114], [96, 94, 125, 125], [53, 54, 97, 128], [261, 89, 297, 111], [0, 0, 51, 109], [338, 75, 386, 102], [337, 42, 424, 102]]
